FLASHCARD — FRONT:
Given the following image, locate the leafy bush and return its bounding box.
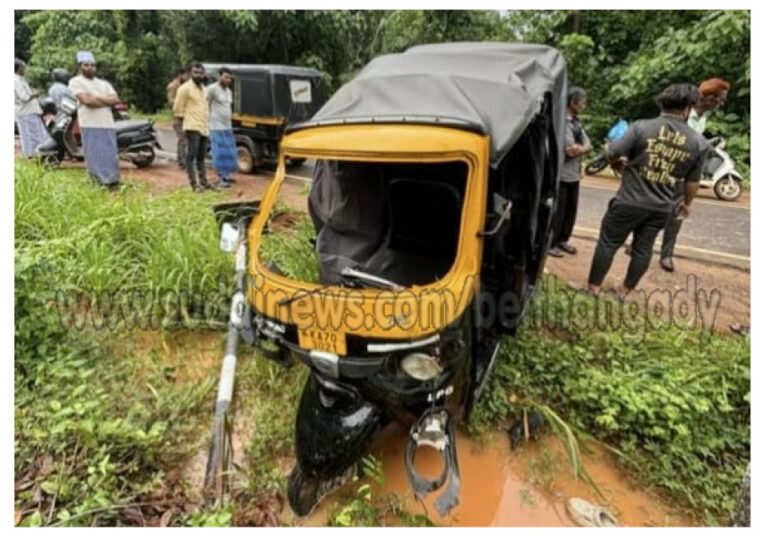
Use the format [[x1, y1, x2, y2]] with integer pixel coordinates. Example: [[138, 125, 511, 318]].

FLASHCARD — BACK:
[[469, 278, 750, 523]]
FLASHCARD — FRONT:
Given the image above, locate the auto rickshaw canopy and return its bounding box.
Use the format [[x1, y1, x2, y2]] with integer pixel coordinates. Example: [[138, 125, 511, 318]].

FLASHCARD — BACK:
[[288, 42, 567, 168]]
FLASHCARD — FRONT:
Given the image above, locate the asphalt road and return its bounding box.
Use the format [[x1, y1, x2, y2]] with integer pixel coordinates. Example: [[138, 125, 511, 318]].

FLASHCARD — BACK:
[[156, 127, 750, 267]]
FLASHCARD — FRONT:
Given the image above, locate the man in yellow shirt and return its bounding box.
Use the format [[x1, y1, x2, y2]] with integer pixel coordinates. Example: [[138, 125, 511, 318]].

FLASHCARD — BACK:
[[173, 62, 211, 191]]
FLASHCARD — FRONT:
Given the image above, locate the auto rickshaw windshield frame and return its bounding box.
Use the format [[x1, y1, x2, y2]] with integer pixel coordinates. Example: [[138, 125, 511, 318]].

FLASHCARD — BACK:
[[246, 123, 491, 339]]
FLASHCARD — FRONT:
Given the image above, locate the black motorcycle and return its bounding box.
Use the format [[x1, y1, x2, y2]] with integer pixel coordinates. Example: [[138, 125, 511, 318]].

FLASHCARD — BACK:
[[36, 95, 160, 169]]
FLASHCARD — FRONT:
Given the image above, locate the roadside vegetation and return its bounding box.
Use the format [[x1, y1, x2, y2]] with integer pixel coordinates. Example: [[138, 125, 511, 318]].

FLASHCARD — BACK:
[[15, 161, 749, 526]]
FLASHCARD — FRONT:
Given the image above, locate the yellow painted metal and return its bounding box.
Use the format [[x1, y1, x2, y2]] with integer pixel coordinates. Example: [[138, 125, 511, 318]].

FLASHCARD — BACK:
[[247, 124, 490, 343], [232, 113, 283, 127]]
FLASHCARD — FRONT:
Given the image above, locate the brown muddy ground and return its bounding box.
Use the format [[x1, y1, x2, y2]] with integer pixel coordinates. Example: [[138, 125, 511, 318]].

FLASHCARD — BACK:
[[298, 425, 693, 527]]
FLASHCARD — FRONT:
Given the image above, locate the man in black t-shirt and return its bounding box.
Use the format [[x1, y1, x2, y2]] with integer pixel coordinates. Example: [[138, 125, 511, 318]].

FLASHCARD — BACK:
[[587, 84, 710, 296]]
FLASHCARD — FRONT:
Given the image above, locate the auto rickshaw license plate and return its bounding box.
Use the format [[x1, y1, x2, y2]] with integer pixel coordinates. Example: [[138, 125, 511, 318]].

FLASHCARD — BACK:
[[298, 328, 347, 356]]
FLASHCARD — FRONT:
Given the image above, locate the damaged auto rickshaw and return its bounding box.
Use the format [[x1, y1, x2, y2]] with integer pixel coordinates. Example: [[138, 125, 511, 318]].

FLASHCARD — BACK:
[[211, 43, 567, 517]]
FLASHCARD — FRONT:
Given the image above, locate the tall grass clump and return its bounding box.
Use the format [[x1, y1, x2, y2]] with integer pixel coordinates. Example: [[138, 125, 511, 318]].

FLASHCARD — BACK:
[[15, 161, 232, 328]]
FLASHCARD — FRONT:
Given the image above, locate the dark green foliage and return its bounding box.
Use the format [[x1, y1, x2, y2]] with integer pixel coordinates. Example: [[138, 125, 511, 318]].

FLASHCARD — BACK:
[[469, 277, 750, 523]]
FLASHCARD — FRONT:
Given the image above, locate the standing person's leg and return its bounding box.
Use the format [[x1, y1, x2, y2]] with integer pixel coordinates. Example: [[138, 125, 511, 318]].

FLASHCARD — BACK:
[[173, 118, 187, 168], [220, 129, 238, 183], [17, 114, 48, 158], [185, 130, 200, 189], [81, 127, 120, 186], [660, 210, 683, 272], [587, 200, 643, 290], [196, 134, 209, 187], [624, 210, 669, 289], [210, 129, 236, 188], [549, 181, 568, 256], [558, 181, 580, 253]]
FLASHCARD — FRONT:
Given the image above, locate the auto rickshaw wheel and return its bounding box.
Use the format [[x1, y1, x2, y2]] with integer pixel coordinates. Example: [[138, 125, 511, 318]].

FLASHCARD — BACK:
[[236, 144, 255, 174], [288, 463, 358, 516], [288, 466, 322, 516], [287, 157, 306, 167]]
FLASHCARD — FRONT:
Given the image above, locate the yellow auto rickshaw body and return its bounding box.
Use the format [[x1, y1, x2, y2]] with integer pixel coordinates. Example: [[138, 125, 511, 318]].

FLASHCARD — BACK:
[[246, 124, 490, 354]]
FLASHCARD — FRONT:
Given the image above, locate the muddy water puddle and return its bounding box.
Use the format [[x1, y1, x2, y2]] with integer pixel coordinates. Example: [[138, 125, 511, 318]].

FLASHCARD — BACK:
[[300, 424, 693, 527]]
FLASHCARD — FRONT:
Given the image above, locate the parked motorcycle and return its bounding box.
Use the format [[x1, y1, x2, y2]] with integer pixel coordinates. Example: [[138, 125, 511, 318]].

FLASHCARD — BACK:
[[584, 119, 628, 175], [698, 137, 744, 201], [36, 95, 160, 169]]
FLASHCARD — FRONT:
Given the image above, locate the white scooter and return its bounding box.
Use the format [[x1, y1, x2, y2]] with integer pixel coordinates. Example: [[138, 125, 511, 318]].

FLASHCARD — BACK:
[[700, 137, 744, 201]]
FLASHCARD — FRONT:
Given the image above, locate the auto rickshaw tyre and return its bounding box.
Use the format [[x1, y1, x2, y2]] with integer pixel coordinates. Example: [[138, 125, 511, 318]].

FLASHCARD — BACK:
[[288, 465, 322, 516], [130, 146, 155, 168], [287, 157, 306, 167], [714, 175, 742, 201], [236, 144, 257, 173]]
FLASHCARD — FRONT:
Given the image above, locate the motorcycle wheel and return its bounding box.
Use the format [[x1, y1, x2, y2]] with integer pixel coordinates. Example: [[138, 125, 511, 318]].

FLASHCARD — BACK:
[[130, 147, 155, 168], [39, 154, 61, 170], [714, 175, 742, 201], [584, 155, 608, 176]]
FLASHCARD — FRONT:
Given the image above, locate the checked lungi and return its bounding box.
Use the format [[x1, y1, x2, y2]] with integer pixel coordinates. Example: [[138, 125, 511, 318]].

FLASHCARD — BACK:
[[81, 127, 120, 186], [17, 114, 47, 158]]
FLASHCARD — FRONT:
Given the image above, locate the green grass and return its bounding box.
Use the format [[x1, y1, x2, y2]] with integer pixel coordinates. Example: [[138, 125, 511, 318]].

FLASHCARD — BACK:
[[14, 161, 231, 525], [15, 160, 231, 329], [258, 208, 320, 284]]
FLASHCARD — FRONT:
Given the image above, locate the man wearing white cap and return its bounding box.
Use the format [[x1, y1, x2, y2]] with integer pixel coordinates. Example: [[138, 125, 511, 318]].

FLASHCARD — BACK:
[[68, 51, 121, 186]]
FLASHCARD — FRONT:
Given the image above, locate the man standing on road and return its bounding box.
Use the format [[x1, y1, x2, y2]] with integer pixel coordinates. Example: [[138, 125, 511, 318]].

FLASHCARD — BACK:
[[587, 84, 709, 297], [173, 62, 213, 192], [550, 87, 591, 258], [659, 78, 730, 272], [167, 68, 188, 169], [206, 67, 236, 188], [68, 51, 121, 186], [14, 59, 47, 158]]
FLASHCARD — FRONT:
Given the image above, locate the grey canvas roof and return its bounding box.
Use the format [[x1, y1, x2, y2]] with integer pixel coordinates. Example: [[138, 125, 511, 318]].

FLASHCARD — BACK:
[[289, 42, 567, 167]]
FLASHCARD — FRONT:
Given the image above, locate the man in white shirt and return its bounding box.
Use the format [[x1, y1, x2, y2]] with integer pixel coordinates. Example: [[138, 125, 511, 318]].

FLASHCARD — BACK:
[[68, 51, 121, 186], [14, 59, 47, 158]]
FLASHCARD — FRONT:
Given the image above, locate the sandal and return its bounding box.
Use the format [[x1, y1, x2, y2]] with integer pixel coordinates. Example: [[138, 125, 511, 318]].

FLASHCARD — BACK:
[[566, 497, 619, 527]]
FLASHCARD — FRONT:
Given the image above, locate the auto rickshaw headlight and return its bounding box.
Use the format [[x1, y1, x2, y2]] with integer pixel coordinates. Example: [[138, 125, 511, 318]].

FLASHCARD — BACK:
[[400, 353, 441, 381]]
